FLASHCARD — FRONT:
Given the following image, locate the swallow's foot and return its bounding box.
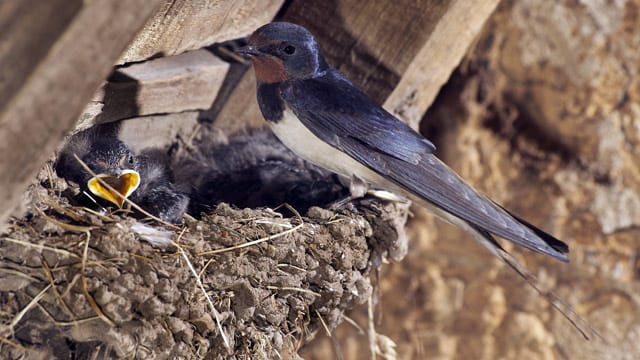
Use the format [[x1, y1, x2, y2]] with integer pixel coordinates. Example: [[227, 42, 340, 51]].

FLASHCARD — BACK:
[[327, 195, 359, 212], [327, 189, 408, 215], [348, 174, 369, 199], [365, 189, 407, 203], [329, 175, 409, 213]]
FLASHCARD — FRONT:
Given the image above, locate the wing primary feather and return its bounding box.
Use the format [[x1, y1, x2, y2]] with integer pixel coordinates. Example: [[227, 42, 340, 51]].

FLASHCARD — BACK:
[[342, 141, 569, 261], [493, 202, 569, 255]]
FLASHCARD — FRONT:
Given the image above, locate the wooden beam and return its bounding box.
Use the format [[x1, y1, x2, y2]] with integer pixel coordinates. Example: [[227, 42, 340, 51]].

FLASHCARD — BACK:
[[0, 0, 163, 227], [211, 0, 499, 133], [210, 65, 267, 133], [119, 0, 285, 64], [76, 50, 229, 131], [118, 112, 201, 153], [384, 1, 500, 129], [0, 0, 82, 114]]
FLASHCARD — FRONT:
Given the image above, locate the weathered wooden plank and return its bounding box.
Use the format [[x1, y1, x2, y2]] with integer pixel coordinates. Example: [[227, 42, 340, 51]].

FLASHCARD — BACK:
[[212, 0, 499, 133], [119, 0, 285, 64], [0, 0, 82, 115], [75, 50, 229, 131], [210, 65, 267, 133], [384, 0, 500, 128], [0, 0, 163, 227], [118, 112, 201, 153]]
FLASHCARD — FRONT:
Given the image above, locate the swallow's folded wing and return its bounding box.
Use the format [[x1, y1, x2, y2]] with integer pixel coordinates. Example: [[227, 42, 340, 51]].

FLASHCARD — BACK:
[[282, 70, 435, 164], [354, 144, 569, 262]]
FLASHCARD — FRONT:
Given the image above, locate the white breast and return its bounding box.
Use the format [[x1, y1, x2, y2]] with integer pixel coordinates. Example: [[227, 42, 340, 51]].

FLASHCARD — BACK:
[[269, 109, 386, 186]]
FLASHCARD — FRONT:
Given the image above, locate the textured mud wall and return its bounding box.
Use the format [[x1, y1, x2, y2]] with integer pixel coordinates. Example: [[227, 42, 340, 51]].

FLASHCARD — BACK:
[[303, 1, 640, 359]]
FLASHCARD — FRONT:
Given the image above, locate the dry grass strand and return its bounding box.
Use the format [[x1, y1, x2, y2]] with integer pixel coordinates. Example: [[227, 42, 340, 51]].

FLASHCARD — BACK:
[[171, 228, 232, 353], [1, 237, 80, 259], [198, 204, 304, 256], [80, 232, 115, 327]]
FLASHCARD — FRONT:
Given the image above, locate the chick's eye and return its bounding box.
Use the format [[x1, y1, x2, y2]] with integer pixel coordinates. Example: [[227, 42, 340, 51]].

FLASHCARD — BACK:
[[282, 45, 296, 55], [128, 156, 135, 165]]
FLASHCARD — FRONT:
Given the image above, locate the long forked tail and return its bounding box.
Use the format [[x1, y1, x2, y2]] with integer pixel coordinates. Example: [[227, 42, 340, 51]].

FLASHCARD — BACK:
[[493, 201, 569, 256], [471, 226, 602, 341]]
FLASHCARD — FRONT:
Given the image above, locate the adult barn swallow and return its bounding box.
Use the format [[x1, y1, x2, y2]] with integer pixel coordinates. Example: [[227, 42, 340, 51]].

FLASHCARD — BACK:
[[173, 130, 347, 214], [237, 22, 569, 263]]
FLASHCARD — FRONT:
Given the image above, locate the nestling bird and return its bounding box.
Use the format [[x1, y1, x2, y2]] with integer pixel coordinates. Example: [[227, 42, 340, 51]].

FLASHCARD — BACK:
[[55, 126, 189, 224], [236, 22, 570, 264], [172, 130, 347, 215]]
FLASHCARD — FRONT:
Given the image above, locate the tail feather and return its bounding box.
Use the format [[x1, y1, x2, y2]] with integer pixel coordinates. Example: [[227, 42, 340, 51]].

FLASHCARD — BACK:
[[469, 226, 600, 341]]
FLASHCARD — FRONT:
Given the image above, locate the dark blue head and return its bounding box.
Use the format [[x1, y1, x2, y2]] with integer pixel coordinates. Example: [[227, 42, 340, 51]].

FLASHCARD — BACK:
[[238, 22, 329, 83]]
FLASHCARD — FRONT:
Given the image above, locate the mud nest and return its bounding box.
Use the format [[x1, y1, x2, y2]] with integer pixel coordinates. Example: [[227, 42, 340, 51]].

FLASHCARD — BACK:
[[0, 132, 410, 359]]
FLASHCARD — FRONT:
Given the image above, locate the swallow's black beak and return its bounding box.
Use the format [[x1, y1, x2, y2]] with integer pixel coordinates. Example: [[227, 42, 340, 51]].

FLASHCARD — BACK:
[[235, 45, 261, 57]]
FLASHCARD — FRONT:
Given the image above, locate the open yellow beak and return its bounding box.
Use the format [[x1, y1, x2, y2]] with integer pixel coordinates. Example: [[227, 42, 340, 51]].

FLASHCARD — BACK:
[[86, 169, 141, 208]]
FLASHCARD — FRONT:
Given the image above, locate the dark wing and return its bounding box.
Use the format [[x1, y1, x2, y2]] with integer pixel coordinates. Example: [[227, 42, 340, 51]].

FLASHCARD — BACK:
[[282, 70, 569, 262], [357, 144, 569, 261], [281, 70, 435, 164]]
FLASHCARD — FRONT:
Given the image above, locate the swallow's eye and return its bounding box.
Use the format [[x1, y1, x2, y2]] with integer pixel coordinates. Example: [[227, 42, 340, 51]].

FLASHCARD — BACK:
[[282, 45, 296, 55], [120, 154, 134, 167]]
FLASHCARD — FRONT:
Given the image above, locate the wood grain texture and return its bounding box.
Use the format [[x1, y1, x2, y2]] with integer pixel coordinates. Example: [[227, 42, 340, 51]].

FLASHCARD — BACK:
[[76, 50, 229, 131], [385, 0, 500, 129], [119, 0, 285, 64], [118, 111, 201, 153], [0, 0, 163, 226], [0, 0, 83, 114], [211, 65, 267, 133]]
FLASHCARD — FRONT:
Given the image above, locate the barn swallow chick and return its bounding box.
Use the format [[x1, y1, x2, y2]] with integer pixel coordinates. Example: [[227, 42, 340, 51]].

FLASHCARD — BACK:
[[56, 131, 140, 208], [172, 130, 347, 215], [134, 149, 190, 224], [236, 22, 570, 263], [55, 128, 188, 224]]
